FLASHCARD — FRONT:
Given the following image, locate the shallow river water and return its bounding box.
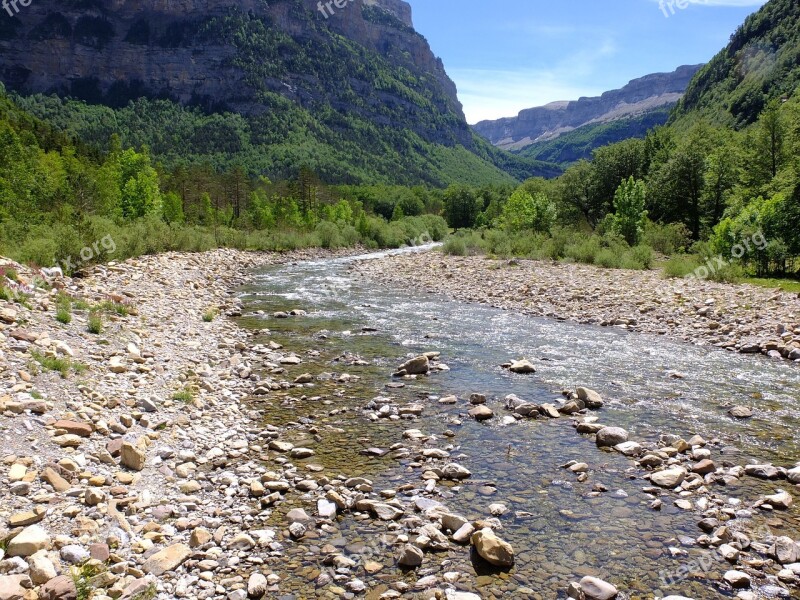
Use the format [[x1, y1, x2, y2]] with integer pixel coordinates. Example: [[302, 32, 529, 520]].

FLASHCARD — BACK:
[[237, 248, 800, 600]]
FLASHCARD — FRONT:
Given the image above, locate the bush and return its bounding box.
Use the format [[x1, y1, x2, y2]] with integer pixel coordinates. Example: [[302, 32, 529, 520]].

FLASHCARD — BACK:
[[594, 248, 621, 269], [565, 236, 602, 264], [442, 237, 467, 256], [643, 221, 692, 255], [663, 255, 700, 278]]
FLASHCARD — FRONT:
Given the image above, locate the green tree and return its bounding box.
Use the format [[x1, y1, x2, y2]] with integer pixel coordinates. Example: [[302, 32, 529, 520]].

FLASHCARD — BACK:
[[162, 191, 185, 224], [610, 177, 647, 245], [443, 185, 480, 230], [500, 189, 557, 233]]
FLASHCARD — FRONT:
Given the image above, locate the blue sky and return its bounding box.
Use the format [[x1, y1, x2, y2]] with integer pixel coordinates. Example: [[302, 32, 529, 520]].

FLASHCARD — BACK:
[[406, 0, 768, 123]]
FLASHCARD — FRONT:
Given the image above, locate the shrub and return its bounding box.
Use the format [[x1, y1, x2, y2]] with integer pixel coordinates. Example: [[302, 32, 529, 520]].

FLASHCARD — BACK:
[[87, 312, 103, 334], [663, 255, 700, 278], [594, 248, 621, 269]]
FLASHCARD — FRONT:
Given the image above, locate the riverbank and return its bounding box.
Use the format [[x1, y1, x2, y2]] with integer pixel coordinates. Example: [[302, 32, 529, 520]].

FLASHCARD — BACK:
[[354, 252, 800, 363], [2, 248, 800, 600]]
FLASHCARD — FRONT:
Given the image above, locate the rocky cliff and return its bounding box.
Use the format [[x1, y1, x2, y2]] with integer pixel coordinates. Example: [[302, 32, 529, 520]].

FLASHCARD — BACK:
[[0, 0, 470, 146], [474, 65, 703, 151]]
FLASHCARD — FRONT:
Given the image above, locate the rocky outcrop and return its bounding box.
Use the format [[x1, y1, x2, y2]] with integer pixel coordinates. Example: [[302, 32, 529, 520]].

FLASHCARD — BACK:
[[0, 0, 469, 146], [473, 65, 703, 150]]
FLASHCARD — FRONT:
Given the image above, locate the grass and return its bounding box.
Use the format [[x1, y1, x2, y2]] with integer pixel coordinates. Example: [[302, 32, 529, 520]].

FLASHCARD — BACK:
[[87, 312, 103, 334], [202, 308, 218, 322], [56, 293, 72, 324], [70, 562, 106, 600], [96, 300, 131, 316], [742, 277, 800, 293], [29, 350, 87, 378], [172, 388, 196, 403]]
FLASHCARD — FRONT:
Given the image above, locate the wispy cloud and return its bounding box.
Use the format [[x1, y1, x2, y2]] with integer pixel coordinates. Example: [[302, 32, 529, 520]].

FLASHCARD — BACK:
[[454, 37, 618, 123]]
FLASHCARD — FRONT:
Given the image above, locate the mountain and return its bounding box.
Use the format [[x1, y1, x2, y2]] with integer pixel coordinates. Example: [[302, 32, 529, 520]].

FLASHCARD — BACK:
[[473, 65, 703, 154], [516, 107, 672, 166], [673, 0, 800, 127], [0, 0, 555, 185]]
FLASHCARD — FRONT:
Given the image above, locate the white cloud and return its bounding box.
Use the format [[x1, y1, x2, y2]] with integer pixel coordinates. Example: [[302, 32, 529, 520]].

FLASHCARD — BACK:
[[453, 37, 619, 123]]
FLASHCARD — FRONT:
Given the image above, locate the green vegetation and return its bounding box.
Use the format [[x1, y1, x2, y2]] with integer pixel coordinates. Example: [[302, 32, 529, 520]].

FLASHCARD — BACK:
[[87, 312, 103, 334], [55, 293, 72, 324], [172, 388, 196, 404], [675, 0, 800, 126], [517, 108, 672, 166], [30, 350, 87, 378], [202, 308, 218, 323]]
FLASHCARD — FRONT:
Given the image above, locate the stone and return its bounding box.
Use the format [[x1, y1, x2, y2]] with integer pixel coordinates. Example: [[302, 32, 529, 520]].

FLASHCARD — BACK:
[[8, 464, 26, 482], [765, 490, 793, 510], [772, 537, 799, 564], [745, 464, 783, 479], [471, 527, 514, 568], [190, 528, 213, 548], [508, 359, 536, 374], [397, 356, 429, 375], [614, 441, 642, 456], [120, 440, 147, 471], [9, 507, 46, 527], [0, 575, 28, 600], [289, 447, 314, 459], [729, 406, 753, 419], [788, 466, 800, 484], [692, 459, 716, 475], [595, 427, 628, 447], [247, 573, 268, 598], [576, 387, 604, 409], [372, 504, 404, 521], [293, 373, 313, 384], [396, 544, 423, 568], [723, 570, 751, 589], [142, 543, 191, 576], [7, 525, 51, 557], [441, 463, 471, 480], [579, 576, 618, 600], [469, 405, 494, 421], [39, 575, 77, 600], [59, 545, 89, 564], [452, 523, 475, 544], [651, 467, 687, 488], [53, 420, 93, 437], [28, 550, 57, 585]]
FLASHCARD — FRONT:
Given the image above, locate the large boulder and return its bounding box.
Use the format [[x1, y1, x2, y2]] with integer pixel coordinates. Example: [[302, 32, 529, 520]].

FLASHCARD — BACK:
[[396, 544, 423, 568], [0, 575, 29, 600], [7, 525, 51, 557], [38, 575, 77, 600], [576, 387, 605, 409], [579, 576, 618, 600], [396, 356, 429, 375], [595, 427, 628, 448], [651, 467, 687, 488], [142, 543, 191, 576], [471, 527, 514, 568], [508, 360, 536, 374]]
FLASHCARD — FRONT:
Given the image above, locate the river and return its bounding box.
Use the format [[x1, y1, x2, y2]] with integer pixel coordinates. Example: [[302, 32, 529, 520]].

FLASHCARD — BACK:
[[236, 247, 800, 600]]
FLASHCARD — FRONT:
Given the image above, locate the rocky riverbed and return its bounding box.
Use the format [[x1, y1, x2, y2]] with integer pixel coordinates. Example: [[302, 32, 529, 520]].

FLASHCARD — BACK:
[[353, 253, 800, 363], [2, 247, 800, 600]]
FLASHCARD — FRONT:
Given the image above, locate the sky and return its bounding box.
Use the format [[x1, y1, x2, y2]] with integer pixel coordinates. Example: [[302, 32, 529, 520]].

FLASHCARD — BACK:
[[406, 0, 768, 124]]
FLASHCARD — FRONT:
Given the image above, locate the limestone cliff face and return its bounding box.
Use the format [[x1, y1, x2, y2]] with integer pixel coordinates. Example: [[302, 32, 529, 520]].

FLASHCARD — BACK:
[[473, 65, 703, 151], [0, 0, 469, 145]]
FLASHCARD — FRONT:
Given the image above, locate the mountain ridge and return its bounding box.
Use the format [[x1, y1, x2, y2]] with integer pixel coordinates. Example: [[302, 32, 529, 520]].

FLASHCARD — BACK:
[[473, 64, 703, 151]]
